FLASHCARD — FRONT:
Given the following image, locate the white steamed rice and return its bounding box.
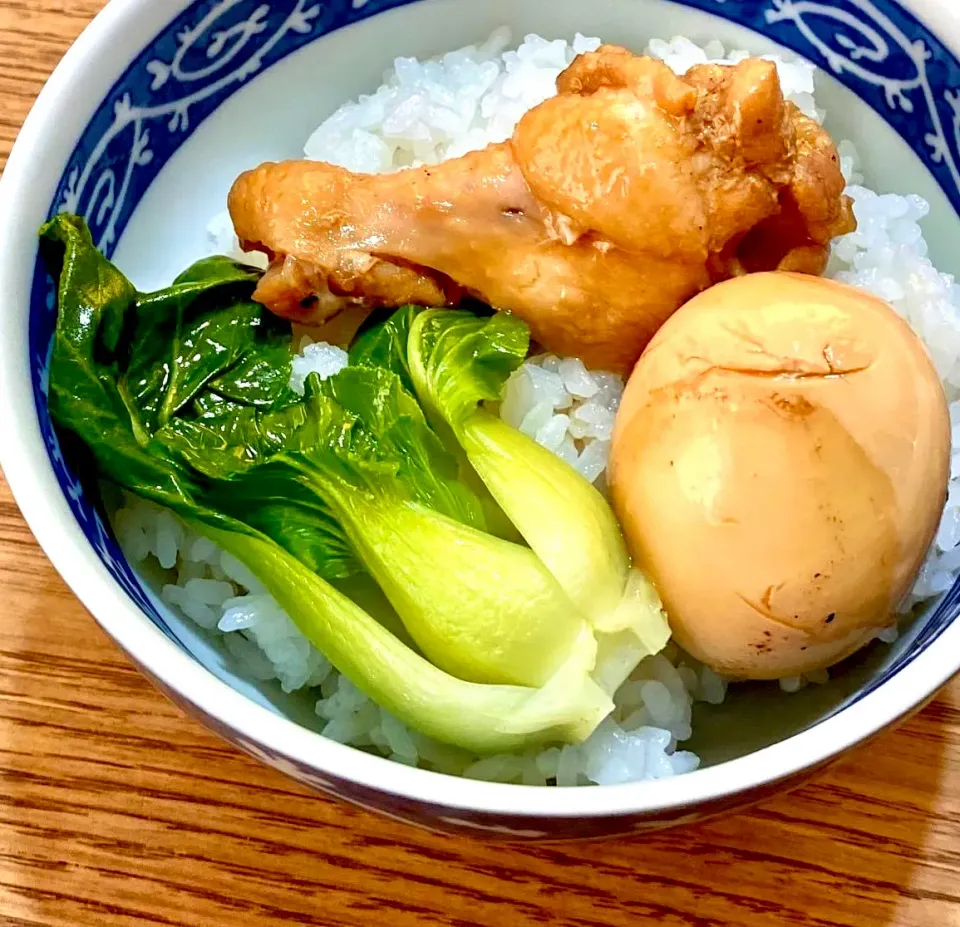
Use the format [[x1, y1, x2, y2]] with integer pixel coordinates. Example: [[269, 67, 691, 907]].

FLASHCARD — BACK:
[[122, 30, 960, 785]]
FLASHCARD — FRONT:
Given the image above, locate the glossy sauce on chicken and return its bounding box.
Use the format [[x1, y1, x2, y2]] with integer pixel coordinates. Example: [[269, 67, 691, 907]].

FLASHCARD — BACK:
[[229, 46, 854, 373]]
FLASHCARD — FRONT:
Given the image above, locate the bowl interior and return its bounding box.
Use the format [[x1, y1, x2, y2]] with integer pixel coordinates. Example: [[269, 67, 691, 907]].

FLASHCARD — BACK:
[[27, 0, 960, 775]]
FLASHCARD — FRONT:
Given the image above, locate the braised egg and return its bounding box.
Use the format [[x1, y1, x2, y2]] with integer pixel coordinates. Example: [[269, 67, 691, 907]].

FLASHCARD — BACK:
[[609, 272, 951, 679]]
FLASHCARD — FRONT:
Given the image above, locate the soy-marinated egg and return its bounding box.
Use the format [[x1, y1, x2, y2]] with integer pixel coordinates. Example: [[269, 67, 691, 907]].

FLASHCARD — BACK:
[[609, 272, 951, 679]]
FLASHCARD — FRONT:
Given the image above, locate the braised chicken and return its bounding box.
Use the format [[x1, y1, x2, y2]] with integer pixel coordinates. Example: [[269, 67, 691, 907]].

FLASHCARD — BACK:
[[228, 45, 854, 372]]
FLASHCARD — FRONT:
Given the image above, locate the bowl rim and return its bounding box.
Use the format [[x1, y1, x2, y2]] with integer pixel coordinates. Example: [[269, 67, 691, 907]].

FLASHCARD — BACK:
[[2, 0, 960, 821]]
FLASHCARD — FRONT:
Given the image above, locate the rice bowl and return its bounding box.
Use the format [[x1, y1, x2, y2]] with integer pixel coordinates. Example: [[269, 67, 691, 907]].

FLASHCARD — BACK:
[[95, 31, 960, 787], [5, 0, 960, 837]]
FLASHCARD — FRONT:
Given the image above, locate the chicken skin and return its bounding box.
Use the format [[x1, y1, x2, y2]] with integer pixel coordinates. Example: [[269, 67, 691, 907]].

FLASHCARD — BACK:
[[229, 46, 854, 372]]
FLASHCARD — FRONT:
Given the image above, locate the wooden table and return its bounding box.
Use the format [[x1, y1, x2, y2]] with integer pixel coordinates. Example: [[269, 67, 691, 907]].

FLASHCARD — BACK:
[[3, 4, 960, 925]]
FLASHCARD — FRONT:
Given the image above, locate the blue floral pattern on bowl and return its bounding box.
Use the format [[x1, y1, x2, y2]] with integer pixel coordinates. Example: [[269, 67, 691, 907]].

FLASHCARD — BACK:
[[28, 0, 960, 767]]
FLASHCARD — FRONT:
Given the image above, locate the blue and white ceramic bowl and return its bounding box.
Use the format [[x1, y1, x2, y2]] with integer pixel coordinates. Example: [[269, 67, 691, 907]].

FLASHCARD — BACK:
[[3, 0, 960, 840]]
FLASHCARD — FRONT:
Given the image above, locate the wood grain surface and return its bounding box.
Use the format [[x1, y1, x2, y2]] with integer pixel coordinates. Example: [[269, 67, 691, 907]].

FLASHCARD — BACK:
[[3, 3, 960, 925]]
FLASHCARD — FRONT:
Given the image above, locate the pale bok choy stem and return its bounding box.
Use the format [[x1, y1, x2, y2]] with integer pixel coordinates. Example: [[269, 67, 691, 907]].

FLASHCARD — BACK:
[[327, 493, 599, 689], [459, 411, 671, 690], [193, 521, 614, 755], [406, 309, 670, 693]]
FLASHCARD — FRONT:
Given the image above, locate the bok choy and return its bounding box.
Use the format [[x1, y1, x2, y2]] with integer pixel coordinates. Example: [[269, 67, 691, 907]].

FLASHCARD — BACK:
[[42, 214, 617, 755], [405, 309, 671, 690], [172, 366, 600, 690]]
